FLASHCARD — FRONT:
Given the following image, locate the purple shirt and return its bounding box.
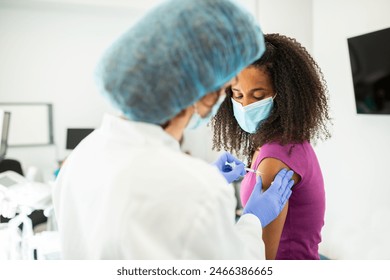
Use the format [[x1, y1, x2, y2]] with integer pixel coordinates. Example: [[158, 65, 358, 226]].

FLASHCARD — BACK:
[[240, 141, 325, 260]]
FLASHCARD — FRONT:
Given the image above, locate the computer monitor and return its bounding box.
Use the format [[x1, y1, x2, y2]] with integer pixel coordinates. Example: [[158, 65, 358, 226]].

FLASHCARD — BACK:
[[66, 128, 94, 150], [0, 111, 11, 160]]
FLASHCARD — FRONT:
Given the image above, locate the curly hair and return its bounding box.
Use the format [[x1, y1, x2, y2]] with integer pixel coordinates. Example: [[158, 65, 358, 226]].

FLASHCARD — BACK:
[[211, 33, 331, 162]]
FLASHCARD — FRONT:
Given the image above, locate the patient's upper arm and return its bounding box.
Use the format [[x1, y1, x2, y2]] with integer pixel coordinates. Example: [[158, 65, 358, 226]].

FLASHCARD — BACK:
[[257, 157, 300, 259], [258, 158, 300, 192]]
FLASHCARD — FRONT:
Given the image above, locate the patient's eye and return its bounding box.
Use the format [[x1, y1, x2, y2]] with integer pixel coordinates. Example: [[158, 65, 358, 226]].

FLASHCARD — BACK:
[[231, 89, 242, 100], [233, 94, 243, 100]]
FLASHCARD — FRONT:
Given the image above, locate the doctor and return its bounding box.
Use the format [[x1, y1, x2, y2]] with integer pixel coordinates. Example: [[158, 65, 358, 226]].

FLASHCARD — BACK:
[[53, 0, 294, 259]]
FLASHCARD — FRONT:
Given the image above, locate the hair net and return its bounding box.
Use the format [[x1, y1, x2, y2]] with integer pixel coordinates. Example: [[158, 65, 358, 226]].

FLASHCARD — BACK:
[[95, 0, 265, 124]]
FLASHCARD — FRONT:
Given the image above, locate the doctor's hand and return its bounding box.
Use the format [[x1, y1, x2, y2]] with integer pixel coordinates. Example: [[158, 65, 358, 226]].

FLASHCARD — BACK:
[[242, 169, 294, 228], [212, 152, 246, 184]]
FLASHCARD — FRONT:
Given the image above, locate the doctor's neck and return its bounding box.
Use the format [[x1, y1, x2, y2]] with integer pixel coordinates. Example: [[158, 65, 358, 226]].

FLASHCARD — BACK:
[[163, 124, 184, 142]]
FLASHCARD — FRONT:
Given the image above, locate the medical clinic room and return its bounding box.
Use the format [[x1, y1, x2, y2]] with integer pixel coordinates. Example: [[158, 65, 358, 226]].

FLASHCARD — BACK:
[[1, 0, 390, 269]]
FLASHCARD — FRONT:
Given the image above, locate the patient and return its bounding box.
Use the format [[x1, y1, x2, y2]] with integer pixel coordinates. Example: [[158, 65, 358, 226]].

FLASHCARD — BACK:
[[212, 33, 331, 259]]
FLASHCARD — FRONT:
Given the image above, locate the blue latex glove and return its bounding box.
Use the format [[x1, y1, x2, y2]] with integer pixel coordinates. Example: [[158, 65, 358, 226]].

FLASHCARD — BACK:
[[243, 168, 294, 228], [212, 152, 246, 184]]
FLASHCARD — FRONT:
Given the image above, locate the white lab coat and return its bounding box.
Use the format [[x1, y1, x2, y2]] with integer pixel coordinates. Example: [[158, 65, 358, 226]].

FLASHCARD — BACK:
[[53, 114, 264, 259]]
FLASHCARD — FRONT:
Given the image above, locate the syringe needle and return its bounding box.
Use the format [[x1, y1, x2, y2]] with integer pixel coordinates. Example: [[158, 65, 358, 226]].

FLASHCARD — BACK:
[[245, 167, 263, 175]]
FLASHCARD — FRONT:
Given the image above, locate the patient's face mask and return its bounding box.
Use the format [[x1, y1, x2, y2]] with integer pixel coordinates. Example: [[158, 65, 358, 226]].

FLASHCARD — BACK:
[[231, 95, 276, 134], [187, 95, 225, 129]]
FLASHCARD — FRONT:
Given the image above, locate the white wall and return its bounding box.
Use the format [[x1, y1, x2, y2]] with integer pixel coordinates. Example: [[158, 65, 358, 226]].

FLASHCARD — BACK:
[[313, 0, 390, 259], [258, 0, 313, 51]]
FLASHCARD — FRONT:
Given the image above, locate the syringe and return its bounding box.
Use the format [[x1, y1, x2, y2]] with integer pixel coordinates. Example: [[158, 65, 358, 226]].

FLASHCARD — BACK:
[[245, 167, 263, 175], [225, 162, 263, 175]]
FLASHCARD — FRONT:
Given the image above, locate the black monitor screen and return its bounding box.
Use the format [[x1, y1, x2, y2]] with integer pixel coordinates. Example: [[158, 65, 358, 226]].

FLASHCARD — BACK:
[[0, 111, 10, 160], [348, 27, 390, 114], [66, 128, 94, 150]]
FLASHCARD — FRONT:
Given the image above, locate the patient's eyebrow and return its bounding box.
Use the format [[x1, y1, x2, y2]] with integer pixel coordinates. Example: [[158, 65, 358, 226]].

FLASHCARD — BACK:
[[231, 87, 267, 94]]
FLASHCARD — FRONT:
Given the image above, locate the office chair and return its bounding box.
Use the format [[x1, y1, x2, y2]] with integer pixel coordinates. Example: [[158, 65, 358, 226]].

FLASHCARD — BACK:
[[0, 158, 24, 175]]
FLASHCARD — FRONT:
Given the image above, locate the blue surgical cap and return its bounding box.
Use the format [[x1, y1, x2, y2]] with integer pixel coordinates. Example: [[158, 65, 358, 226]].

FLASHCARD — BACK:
[[95, 0, 265, 124]]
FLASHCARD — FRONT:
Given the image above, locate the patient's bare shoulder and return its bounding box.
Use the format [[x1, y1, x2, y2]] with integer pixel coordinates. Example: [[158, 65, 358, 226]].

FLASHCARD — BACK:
[[257, 157, 301, 191]]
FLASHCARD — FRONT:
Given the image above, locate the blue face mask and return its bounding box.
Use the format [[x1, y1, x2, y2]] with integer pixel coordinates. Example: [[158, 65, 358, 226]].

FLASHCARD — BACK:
[[231, 95, 276, 134], [187, 95, 225, 129]]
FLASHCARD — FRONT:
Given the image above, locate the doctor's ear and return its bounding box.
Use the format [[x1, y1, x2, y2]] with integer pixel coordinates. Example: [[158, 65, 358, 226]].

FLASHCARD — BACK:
[[161, 106, 193, 131], [160, 107, 190, 128]]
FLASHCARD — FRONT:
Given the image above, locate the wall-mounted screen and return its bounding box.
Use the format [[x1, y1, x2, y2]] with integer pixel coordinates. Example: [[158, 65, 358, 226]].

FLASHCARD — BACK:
[[347, 27, 390, 114], [0, 103, 54, 146]]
